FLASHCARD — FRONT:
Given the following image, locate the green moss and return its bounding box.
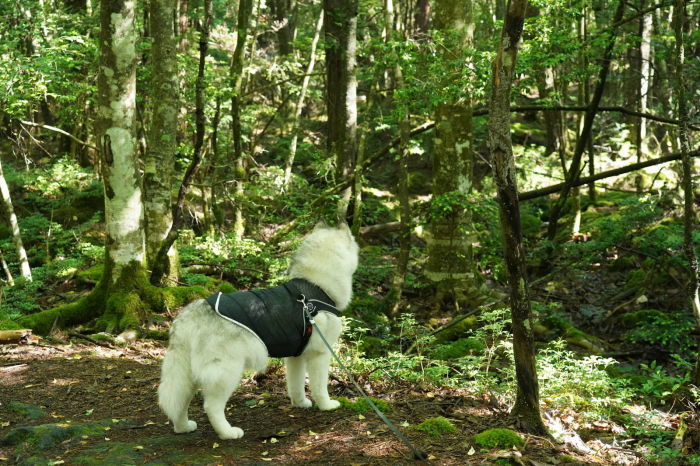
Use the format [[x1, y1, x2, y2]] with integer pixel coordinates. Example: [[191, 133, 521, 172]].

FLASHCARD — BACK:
[[431, 337, 485, 360], [8, 402, 46, 420], [219, 282, 236, 294], [620, 309, 666, 328], [625, 269, 646, 290], [0, 319, 22, 330], [473, 428, 524, 449], [414, 417, 457, 437], [337, 396, 390, 413], [145, 329, 169, 340], [520, 213, 541, 239], [541, 315, 604, 353], [77, 264, 104, 284], [435, 315, 478, 343]]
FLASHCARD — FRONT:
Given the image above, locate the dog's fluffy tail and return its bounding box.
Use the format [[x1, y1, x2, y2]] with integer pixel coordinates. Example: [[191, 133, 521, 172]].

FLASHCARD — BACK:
[[158, 337, 194, 424]]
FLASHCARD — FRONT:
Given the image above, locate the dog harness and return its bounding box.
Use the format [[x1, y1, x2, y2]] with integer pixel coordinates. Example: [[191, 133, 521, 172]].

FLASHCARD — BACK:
[[205, 278, 340, 358]]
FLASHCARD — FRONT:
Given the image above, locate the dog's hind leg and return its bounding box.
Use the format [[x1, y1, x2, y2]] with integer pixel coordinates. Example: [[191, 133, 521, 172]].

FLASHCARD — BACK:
[[159, 351, 197, 434], [200, 359, 245, 440], [285, 356, 312, 408], [306, 352, 340, 411]]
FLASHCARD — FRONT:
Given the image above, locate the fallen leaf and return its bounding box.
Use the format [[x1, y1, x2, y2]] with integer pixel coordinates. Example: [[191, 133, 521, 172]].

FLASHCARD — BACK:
[[261, 451, 269, 456], [270, 437, 278, 444], [358, 414, 365, 420], [400, 420, 409, 427]]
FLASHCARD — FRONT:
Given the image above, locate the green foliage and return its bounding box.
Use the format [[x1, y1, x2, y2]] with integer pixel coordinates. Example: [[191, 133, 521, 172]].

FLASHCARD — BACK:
[[429, 337, 484, 360], [336, 396, 390, 414], [414, 417, 457, 437], [624, 311, 695, 354], [473, 428, 524, 449]]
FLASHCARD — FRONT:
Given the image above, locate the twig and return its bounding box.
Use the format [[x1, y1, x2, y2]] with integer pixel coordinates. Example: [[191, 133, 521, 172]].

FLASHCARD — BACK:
[[19, 120, 97, 150]]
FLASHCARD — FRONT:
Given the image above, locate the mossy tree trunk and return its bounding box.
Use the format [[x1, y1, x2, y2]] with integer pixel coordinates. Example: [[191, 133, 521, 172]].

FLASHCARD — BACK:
[[19, 0, 207, 336], [487, 0, 547, 435], [0, 155, 32, 281], [144, 0, 180, 285], [426, 0, 485, 312], [673, 0, 700, 386], [323, 0, 358, 222]]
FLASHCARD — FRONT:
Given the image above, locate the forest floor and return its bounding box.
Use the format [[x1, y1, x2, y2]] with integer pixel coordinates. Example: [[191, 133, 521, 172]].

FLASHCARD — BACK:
[[0, 334, 675, 466]]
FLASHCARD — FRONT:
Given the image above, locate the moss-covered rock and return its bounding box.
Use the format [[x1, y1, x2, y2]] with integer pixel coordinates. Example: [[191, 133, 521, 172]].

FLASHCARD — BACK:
[[337, 396, 390, 413], [474, 428, 524, 449], [540, 315, 604, 353], [414, 417, 457, 437], [435, 315, 478, 343], [77, 264, 104, 284]]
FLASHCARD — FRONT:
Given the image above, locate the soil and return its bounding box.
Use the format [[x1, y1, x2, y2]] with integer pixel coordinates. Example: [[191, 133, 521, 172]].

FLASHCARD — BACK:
[[2, 341, 586, 466]]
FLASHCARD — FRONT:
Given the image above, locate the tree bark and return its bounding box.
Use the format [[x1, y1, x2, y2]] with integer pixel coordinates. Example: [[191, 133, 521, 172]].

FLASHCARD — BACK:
[[144, 0, 179, 285], [673, 0, 700, 386], [150, 0, 211, 285], [0, 156, 31, 281], [231, 0, 254, 240], [487, 0, 547, 435], [426, 0, 483, 311], [546, 0, 626, 241], [323, 0, 358, 222]]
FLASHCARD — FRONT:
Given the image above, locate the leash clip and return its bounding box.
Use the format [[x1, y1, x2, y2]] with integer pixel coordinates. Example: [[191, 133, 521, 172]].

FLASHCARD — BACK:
[[297, 294, 316, 323]]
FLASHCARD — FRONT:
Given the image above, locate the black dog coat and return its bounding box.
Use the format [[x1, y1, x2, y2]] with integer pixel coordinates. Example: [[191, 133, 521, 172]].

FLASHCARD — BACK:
[[205, 278, 340, 358]]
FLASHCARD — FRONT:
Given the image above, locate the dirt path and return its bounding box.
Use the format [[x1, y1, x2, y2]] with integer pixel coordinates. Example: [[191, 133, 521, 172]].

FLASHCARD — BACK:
[[1, 341, 603, 465]]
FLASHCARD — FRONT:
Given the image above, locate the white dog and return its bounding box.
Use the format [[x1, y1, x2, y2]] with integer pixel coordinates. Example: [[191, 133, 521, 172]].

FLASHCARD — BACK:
[[158, 223, 359, 440]]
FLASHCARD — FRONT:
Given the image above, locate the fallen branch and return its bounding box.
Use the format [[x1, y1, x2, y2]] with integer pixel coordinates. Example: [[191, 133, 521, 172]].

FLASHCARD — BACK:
[[19, 120, 97, 150], [519, 149, 700, 201]]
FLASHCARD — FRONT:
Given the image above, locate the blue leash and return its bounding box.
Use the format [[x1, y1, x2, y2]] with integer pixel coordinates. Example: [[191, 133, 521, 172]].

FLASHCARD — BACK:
[[298, 295, 428, 461]]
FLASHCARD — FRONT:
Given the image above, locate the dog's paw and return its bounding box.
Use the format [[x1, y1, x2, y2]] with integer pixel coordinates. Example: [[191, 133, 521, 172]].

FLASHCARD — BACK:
[[291, 397, 313, 408], [218, 426, 244, 440], [174, 420, 197, 433], [317, 399, 341, 411]]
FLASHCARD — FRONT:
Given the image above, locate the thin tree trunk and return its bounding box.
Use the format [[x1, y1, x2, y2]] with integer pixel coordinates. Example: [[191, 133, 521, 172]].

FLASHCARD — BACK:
[[487, 0, 547, 435], [0, 157, 31, 281], [546, 0, 626, 241], [231, 0, 254, 240], [150, 0, 211, 285], [0, 249, 14, 286], [283, 6, 323, 187], [145, 0, 179, 285], [673, 0, 700, 386]]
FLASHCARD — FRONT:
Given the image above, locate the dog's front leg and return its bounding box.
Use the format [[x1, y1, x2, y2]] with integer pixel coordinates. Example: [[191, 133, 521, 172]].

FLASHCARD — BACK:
[[306, 352, 340, 411], [286, 356, 312, 408]]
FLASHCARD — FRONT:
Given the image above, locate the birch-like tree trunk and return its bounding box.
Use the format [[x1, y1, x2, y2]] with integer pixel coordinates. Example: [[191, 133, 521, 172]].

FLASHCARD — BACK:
[[0, 156, 31, 281], [323, 0, 358, 221], [488, 0, 547, 435], [673, 0, 700, 386], [144, 0, 179, 285], [426, 0, 484, 311]]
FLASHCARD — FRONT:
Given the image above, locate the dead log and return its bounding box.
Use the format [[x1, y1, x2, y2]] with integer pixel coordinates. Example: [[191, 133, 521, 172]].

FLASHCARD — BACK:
[[0, 329, 32, 344]]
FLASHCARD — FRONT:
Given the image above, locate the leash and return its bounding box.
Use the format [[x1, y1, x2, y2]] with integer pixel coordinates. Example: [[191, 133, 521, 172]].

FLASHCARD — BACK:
[[297, 295, 428, 461]]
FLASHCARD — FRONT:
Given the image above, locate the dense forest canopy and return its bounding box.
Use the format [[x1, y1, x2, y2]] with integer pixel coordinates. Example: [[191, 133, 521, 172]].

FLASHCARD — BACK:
[[1, 0, 699, 463]]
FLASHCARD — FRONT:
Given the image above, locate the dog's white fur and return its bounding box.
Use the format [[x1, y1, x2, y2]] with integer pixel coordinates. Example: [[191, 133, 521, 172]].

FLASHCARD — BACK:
[[158, 224, 359, 440]]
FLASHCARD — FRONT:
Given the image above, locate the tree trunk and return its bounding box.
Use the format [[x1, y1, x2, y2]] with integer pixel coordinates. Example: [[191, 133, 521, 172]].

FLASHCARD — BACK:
[[283, 7, 323, 187], [426, 0, 484, 312], [0, 156, 32, 282], [323, 0, 358, 222], [144, 0, 180, 285], [150, 0, 211, 285], [487, 0, 547, 435], [19, 0, 206, 335], [231, 0, 254, 240], [673, 0, 700, 386]]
